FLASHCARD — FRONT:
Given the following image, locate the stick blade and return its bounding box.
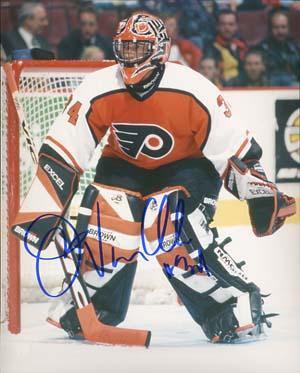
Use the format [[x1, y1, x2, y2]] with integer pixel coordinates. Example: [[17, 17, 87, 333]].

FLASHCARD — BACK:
[[76, 303, 151, 347]]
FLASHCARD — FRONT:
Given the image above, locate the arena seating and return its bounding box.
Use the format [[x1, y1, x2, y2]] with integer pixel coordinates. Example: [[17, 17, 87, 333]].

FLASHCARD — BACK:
[[1, 1, 299, 53]]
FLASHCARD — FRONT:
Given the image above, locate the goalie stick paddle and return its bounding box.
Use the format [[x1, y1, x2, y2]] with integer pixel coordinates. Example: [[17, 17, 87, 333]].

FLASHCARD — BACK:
[[3, 63, 38, 165], [55, 225, 151, 347], [4, 62, 151, 347]]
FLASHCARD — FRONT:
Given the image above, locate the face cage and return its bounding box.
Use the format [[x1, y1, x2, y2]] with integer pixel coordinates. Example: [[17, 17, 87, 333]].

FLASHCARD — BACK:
[[113, 40, 155, 67]]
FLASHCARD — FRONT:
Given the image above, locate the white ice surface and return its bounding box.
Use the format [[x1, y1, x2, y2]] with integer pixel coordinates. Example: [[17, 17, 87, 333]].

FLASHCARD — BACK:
[[1, 225, 300, 373]]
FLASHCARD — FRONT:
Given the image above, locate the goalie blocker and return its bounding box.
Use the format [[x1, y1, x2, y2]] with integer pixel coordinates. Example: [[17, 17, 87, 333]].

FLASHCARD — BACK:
[[12, 144, 80, 249]]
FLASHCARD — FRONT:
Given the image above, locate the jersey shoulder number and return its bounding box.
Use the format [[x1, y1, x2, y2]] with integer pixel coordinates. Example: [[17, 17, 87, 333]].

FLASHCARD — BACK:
[[67, 101, 82, 126], [217, 94, 232, 118]]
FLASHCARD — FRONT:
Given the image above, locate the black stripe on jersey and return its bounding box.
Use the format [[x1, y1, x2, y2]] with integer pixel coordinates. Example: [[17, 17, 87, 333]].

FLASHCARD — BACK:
[[156, 88, 211, 151], [86, 89, 128, 146]]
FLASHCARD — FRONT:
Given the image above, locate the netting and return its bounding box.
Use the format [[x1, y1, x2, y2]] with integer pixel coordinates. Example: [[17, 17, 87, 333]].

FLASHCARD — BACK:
[[18, 70, 107, 199]]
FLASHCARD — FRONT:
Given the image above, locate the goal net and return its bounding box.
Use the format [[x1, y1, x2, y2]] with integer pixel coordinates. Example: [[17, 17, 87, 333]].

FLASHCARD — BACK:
[[1, 61, 174, 334]]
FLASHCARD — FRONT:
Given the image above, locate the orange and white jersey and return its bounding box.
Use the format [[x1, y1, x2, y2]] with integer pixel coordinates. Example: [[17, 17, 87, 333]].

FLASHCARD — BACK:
[[45, 62, 251, 175]]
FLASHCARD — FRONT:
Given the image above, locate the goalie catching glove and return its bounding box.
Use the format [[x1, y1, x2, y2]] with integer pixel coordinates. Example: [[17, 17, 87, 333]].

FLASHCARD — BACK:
[[224, 155, 296, 236]]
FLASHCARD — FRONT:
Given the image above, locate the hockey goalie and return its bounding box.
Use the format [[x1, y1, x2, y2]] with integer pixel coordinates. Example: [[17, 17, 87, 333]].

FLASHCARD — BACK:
[[12, 12, 296, 344]]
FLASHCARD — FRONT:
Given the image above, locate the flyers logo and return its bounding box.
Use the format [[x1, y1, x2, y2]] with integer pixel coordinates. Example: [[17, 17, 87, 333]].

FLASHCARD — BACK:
[[132, 15, 155, 36], [135, 21, 150, 34], [112, 123, 174, 159]]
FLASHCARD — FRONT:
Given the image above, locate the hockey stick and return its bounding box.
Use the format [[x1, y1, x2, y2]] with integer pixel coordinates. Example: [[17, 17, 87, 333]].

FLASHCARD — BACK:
[[4, 62, 151, 346], [54, 224, 151, 346], [3, 63, 38, 165]]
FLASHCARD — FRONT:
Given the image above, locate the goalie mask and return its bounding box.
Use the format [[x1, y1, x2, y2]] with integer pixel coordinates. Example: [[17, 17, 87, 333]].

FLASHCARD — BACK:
[[113, 13, 170, 85]]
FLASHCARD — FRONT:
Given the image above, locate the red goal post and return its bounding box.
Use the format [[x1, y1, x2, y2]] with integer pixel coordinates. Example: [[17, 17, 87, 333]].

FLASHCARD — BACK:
[[1, 60, 115, 334]]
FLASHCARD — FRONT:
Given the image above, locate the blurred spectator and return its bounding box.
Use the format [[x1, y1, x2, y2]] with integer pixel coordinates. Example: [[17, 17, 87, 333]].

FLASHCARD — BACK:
[[199, 55, 224, 88], [57, 6, 113, 60], [163, 14, 202, 71], [257, 9, 300, 85], [81, 45, 105, 60], [225, 49, 270, 86], [138, 0, 181, 14], [290, 1, 300, 11], [2, 2, 52, 59], [261, 0, 300, 9], [178, 1, 217, 50], [216, 0, 243, 12], [214, 9, 248, 81]]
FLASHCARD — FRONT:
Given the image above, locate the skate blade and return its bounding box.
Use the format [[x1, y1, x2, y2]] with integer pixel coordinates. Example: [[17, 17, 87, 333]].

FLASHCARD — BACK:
[[231, 332, 268, 344], [233, 324, 268, 344], [211, 324, 268, 344]]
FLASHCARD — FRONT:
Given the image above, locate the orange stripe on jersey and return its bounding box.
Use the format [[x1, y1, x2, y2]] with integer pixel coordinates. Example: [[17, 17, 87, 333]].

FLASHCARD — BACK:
[[46, 136, 84, 173]]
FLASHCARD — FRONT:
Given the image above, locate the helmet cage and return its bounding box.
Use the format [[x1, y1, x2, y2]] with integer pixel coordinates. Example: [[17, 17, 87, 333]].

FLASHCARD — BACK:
[[113, 40, 155, 67]]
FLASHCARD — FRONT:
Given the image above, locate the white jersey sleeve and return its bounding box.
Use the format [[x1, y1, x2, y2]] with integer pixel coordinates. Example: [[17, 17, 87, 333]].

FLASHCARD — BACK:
[[201, 89, 252, 176]]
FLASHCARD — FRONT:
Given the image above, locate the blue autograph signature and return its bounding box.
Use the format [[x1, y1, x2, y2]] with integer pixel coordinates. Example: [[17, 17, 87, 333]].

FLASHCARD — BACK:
[[23, 194, 210, 297]]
